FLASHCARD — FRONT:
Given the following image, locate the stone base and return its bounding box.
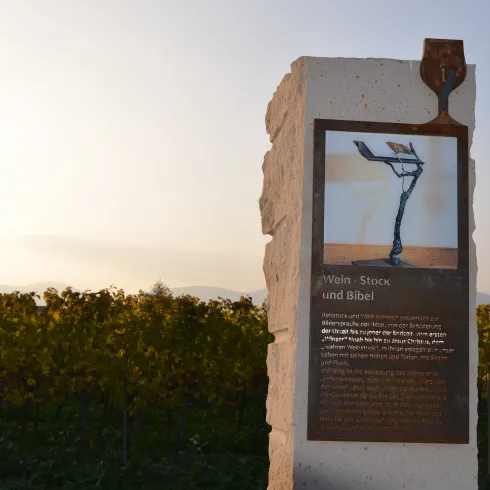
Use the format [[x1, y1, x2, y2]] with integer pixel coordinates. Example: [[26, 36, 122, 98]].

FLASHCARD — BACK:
[[352, 258, 415, 268]]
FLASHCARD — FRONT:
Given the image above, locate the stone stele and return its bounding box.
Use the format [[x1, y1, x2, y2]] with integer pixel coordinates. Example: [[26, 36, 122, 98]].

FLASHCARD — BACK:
[[259, 57, 477, 490]]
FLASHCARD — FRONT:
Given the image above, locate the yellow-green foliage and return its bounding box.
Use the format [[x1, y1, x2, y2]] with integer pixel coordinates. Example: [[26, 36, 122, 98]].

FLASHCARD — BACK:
[[0, 288, 273, 414], [478, 304, 490, 397]]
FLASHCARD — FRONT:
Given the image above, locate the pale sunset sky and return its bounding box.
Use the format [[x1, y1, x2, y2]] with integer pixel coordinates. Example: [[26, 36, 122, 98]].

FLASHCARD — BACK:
[[0, 0, 488, 294]]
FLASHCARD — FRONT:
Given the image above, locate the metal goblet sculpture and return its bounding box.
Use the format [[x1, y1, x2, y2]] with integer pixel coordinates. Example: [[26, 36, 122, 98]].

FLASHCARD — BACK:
[[352, 140, 425, 267]]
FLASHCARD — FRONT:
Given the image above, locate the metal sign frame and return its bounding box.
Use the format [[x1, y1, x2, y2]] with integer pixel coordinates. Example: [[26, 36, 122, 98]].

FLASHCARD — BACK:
[[307, 38, 470, 444]]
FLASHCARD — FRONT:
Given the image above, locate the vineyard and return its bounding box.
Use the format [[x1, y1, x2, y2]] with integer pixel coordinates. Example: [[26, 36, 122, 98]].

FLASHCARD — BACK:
[[0, 287, 272, 489], [478, 305, 490, 489], [2, 287, 490, 488]]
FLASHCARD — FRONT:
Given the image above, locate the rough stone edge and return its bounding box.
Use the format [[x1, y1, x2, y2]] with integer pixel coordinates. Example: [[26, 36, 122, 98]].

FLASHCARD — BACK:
[[260, 57, 308, 490], [468, 72, 478, 450]]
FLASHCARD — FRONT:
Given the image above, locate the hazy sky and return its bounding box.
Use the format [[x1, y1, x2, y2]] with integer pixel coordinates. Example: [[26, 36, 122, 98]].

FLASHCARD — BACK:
[[0, 0, 488, 294]]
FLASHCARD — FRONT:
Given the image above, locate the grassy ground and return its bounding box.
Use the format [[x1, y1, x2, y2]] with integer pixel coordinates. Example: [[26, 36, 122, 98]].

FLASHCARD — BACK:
[[3, 398, 490, 489], [479, 400, 490, 490], [0, 399, 270, 490]]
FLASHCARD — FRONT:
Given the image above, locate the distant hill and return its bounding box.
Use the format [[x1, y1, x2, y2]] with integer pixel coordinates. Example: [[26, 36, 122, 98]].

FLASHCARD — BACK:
[[0, 282, 76, 305], [0, 283, 268, 306], [0, 282, 74, 295], [170, 286, 267, 305], [477, 292, 490, 306]]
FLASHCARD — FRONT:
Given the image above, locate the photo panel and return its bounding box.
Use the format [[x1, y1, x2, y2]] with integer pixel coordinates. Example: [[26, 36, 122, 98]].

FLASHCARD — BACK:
[[307, 120, 469, 444], [324, 131, 458, 270]]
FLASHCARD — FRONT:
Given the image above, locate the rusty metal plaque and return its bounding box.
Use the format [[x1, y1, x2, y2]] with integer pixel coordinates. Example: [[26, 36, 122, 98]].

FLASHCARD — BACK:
[[420, 38, 467, 121], [307, 119, 469, 443]]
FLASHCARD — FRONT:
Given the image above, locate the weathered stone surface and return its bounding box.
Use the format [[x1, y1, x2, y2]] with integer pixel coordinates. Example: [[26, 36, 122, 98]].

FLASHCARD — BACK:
[[261, 56, 477, 490], [268, 429, 293, 490], [260, 62, 307, 237], [266, 334, 294, 431], [263, 225, 300, 334], [260, 57, 308, 490]]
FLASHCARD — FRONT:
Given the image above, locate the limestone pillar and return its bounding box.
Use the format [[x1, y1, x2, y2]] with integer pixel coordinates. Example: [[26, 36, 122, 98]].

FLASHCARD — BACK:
[[260, 56, 477, 490]]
